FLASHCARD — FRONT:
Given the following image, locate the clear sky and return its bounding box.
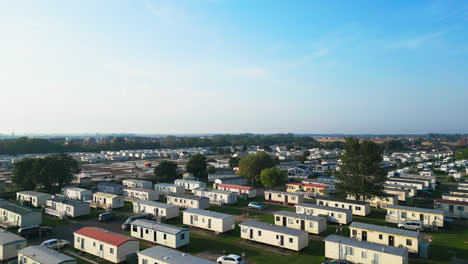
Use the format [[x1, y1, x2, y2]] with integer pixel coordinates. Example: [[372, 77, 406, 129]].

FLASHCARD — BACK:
[[1, 0, 467, 135]]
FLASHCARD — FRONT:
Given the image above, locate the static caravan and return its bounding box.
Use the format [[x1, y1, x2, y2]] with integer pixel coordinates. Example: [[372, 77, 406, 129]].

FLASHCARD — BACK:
[[133, 200, 179, 220], [386, 205, 444, 228], [193, 188, 238, 205], [45, 197, 91, 218], [450, 190, 468, 196], [384, 184, 417, 197], [459, 183, 468, 191], [286, 182, 329, 197], [91, 192, 124, 210], [239, 220, 309, 251], [274, 210, 326, 234], [394, 177, 432, 190], [384, 188, 410, 202], [174, 179, 206, 192], [167, 194, 210, 210], [399, 175, 437, 190], [303, 179, 335, 194], [434, 199, 468, 219], [350, 222, 421, 254], [97, 182, 124, 195], [214, 176, 247, 186], [123, 188, 159, 201], [154, 183, 185, 196], [18, 245, 77, 264], [16, 191, 52, 207], [264, 190, 304, 205], [295, 203, 352, 225], [61, 187, 92, 201], [316, 196, 370, 216], [183, 209, 235, 233], [324, 235, 408, 264], [138, 246, 216, 264], [347, 194, 398, 209], [386, 179, 424, 191], [130, 219, 189, 248], [0, 203, 42, 228], [74, 227, 139, 264], [0, 230, 27, 261], [214, 183, 257, 198], [122, 179, 153, 189], [441, 193, 468, 202]]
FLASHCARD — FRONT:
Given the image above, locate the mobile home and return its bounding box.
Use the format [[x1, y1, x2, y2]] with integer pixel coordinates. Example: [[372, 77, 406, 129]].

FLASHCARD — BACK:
[[91, 192, 124, 210], [295, 203, 352, 225], [183, 209, 235, 233], [347, 194, 398, 209], [385, 205, 444, 228], [441, 193, 468, 202], [264, 190, 304, 205], [350, 222, 421, 254], [154, 183, 185, 196], [18, 245, 76, 264], [239, 220, 309, 251], [123, 188, 159, 201], [122, 179, 152, 189], [167, 194, 210, 210], [45, 197, 91, 218], [16, 191, 52, 207], [324, 235, 408, 264], [0, 203, 42, 228], [174, 179, 206, 192], [130, 219, 189, 248], [133, 200, 179, 220], [137, 246, 216, 264], [386, 179, 424, 191], [214, 183, 257, 198], [61, 187, 93, 201], [316, 196, 370, 216], [193, 188, 237, 205], [0, 230, 27, 261], [97, 182, 124, 195], [286, 182, 329, 197], [384, 187, 410, 202], [434, 199, 468, 219], [384, 184, 417, 197], [74, 227, 139, 263], [274, 210, 327, 234]]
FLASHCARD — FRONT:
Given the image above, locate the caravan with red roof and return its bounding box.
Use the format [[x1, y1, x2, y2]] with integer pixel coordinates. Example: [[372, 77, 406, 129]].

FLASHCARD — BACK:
[[73, 227, 139, 263]]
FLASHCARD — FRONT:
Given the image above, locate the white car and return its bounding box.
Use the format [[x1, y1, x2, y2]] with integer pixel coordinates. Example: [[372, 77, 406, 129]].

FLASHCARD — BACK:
[[41, 239, 70, 249], [217, 254, 244, 264]]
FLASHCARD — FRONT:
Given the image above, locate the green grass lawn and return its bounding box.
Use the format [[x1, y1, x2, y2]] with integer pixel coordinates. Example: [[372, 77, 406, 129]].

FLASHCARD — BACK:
[[42, 214, 69, 227]]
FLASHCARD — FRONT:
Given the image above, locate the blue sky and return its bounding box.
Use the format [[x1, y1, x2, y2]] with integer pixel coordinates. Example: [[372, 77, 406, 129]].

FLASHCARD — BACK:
[[1, 0, 467, 135]]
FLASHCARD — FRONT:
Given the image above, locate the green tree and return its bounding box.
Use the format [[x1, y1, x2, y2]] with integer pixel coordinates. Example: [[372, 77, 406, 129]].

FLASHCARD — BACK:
[[154, 160, 179, 182], [186, 153, 208, 180], [260, 167, 285, 188], [455, 148, 468, 160], [335, 136, 385, 201], [228, 157, 241, 168], [294, 154, 307, 163], [238, 152, 275, 185], [383, 140, 405, 153], [12, 154, 79, 193], [207, 165, 216, 174], [12, 158, 37, 190]]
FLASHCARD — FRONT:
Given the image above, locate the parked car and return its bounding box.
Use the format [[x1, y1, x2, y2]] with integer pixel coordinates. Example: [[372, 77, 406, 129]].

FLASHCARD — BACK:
[[248, 202, 266, 210], [398, 221, 424, 232], [217, 254, 244, 264], [121, 213, 153, 230], [99, 212, 117, 222], [322, 260, 354, 264], [41, 239, 70, 249], [18, 225, 53, 238]]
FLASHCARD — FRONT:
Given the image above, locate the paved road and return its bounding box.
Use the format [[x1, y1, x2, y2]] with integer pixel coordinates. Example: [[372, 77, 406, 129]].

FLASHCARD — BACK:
[[29, 216, 127, 245]]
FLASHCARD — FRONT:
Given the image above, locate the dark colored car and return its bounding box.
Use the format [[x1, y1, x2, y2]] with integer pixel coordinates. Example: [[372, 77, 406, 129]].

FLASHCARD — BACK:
[[18, 225, 53, 238], [99, 212, 117, 222], [121, 213, 153, 230]]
